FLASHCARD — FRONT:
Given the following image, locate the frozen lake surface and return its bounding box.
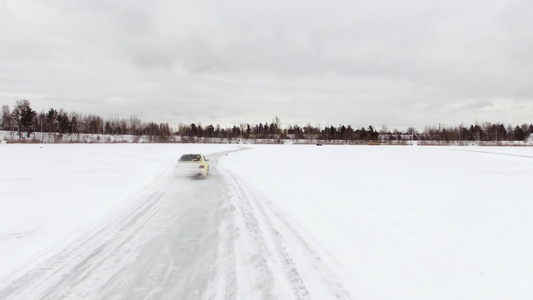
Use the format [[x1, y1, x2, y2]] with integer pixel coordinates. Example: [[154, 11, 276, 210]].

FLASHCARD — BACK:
[[1, 144, 533, 299]]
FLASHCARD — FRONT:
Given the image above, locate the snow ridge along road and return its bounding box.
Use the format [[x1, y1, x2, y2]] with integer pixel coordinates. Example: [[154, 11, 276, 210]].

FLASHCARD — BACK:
[[219, 166, 352, 299], [0, 148, 350, 299]]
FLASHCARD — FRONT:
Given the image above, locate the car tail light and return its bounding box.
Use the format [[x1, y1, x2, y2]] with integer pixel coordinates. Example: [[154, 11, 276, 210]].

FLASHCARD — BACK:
[[198, 165, 205, 169]]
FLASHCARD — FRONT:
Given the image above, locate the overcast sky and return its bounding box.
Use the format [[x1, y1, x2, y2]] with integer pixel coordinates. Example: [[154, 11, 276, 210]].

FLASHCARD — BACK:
[[1, 0, 532, 130]]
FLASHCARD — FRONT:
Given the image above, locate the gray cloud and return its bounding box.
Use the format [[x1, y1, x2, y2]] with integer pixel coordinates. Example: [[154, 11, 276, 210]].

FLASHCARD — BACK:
[[1, 0, 532, 130]]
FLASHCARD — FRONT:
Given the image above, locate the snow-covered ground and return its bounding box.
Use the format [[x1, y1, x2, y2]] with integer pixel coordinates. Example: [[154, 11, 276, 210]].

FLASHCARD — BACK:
[[1, 144, 533, 299]]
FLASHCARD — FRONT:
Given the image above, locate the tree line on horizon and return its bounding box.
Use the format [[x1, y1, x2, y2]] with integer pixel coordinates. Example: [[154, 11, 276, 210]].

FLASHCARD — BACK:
[[1, 100, 532, 143]]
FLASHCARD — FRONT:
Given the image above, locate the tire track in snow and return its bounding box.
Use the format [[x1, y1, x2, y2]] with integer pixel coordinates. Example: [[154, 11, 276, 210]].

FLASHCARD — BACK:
[[250, 191, 352, 299], [0, 190, 166, 299], [207, 217, 237, 299], [227, 174, 308, 299], [220, 167, 352, 299], [93, 168, 235, 299], [455, 148, 533, 159]]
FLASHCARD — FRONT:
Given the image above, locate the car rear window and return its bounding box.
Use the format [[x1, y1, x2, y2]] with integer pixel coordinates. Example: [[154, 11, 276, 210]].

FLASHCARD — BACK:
[[180, 154, 202, 162]]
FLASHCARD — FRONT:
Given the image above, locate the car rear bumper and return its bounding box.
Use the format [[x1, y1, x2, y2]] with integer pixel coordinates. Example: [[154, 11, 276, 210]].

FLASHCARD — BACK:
[[174, 166, 207, 178]]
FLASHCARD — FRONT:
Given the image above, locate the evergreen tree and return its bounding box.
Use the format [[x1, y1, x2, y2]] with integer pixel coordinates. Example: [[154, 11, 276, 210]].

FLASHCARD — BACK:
[[46, 108, 58, 133], [12, 100, 37, 138], [1, 105, 12, 131], [57, 110, 71, 134]]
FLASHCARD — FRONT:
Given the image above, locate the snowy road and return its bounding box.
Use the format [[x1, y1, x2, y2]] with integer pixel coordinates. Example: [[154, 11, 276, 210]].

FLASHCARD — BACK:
[[0, 149, 349, 299]]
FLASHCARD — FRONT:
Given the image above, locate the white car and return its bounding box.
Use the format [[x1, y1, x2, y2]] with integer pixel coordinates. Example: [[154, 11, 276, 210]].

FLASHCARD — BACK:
[[175, 154, 210, 178]]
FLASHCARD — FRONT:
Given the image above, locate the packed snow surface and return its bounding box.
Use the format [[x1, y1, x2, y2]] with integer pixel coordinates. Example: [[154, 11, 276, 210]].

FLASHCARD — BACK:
[[1, 144, 533, 299]]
